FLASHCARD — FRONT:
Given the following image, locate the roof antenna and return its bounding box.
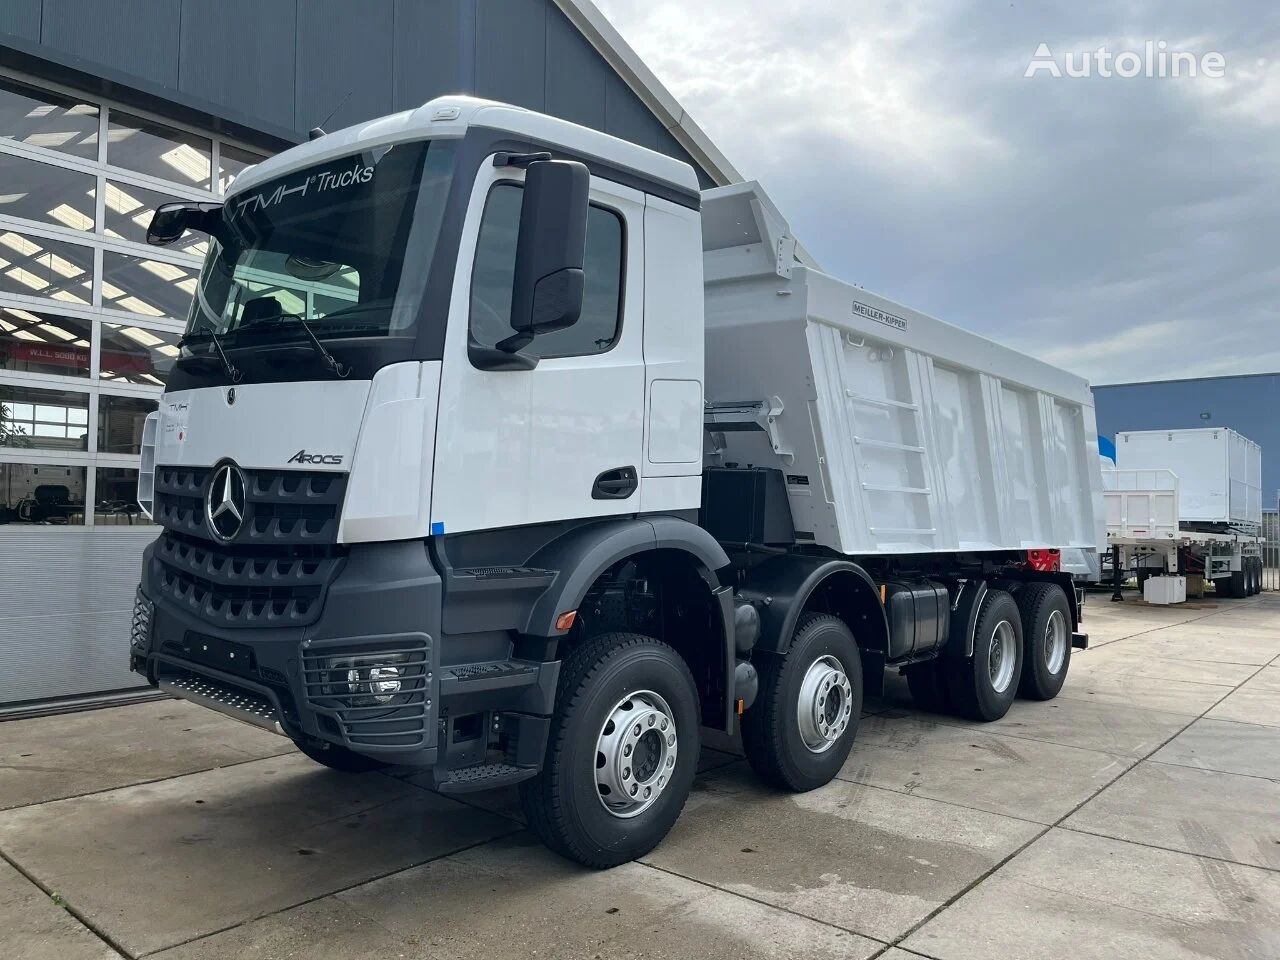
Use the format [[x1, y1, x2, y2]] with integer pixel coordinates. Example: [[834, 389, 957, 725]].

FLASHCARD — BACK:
[[310, 89, 353, 140]]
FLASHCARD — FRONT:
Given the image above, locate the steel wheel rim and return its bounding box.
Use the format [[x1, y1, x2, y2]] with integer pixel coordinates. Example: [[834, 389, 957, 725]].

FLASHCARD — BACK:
[[988, 621, 1017, 693], [595, 689, 678, 819], [1044, 609, 1068, 675], [797, 655, 853, 753]]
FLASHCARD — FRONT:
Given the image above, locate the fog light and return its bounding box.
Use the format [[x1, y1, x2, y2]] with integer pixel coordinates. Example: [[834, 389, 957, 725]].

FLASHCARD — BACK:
[[368, 665, 401, 700], [327, 654, 410, 707]]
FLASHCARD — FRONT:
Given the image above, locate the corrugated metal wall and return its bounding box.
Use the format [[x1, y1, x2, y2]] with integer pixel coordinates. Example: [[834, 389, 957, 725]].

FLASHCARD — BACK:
[[0, 528, 155, 705], [1094, 373, 1279, 508], [0, 0, 715, 186]]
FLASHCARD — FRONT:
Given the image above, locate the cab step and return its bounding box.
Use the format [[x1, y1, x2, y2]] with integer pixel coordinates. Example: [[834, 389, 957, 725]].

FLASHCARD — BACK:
[[435, 761, 538, 794]]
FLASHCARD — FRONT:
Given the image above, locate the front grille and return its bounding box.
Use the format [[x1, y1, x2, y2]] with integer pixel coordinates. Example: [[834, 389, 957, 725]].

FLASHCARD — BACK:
[[302, 638, 431, 749], [149, 530, 345, 628], [153, 465, 347, 545]]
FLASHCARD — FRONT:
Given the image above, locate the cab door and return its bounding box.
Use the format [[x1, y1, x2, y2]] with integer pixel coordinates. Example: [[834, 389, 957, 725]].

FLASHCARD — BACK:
[[431, 159, 645, 535]]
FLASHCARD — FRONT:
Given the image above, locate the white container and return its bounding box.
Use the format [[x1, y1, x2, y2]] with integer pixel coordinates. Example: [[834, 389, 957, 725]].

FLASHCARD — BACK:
[[1143, 575, 1187, 605], [700, 182, 1106, 557], [1115, 428, 1262, 528]]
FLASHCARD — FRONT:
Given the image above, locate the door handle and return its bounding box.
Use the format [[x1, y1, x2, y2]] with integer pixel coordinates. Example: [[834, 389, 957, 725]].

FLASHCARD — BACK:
[[592, 466, 638, 500]]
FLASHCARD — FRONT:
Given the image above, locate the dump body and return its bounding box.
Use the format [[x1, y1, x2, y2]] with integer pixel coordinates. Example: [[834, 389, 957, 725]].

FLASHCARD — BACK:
[[1114, 428, 1262, 529], [700, 183, 1105, 557]]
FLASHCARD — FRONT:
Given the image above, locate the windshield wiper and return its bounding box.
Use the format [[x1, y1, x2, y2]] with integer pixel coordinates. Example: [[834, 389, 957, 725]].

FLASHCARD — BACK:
[[179, 316, 241, 382], [277, 314, 349, 378]]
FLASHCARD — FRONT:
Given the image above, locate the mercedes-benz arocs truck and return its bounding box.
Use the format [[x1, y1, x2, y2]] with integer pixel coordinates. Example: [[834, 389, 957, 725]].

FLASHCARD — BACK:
[[128, 96, 1104, 867]]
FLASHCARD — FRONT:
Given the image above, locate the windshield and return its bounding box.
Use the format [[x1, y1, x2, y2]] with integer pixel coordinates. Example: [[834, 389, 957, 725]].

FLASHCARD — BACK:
[[185, 139, 453, 350]]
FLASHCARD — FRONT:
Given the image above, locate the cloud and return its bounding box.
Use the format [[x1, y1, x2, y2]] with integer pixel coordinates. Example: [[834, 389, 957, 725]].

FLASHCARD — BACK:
[[596, 0, 1280, 386]]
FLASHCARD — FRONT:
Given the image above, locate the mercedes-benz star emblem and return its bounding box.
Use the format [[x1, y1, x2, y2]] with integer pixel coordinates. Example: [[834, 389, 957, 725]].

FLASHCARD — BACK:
[[205, 463, 247, 542]]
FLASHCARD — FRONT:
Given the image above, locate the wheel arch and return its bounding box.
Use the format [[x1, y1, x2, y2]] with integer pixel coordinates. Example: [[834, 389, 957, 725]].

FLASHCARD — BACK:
[[524, 518, 736, 732], [524, 517, 730, 637], [738, 556, 890, 661]]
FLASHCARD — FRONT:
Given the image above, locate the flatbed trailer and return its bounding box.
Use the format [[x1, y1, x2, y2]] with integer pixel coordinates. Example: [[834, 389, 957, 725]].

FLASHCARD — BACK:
[[1103, 462, 1264, 600]]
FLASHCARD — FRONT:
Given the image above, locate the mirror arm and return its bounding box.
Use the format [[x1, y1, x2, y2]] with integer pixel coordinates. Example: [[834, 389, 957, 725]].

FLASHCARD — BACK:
[[468, 340, 539, 372]]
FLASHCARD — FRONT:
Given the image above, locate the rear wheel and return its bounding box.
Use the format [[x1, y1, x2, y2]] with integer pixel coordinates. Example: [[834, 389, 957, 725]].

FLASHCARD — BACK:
[[742, 613, 861, 792], [946, 589, 1023, 722], [1015, 583, 1072, 701], [519, 632, 700, 868], [1249, 558, 1261, 595], [293, 739, 386, 773]]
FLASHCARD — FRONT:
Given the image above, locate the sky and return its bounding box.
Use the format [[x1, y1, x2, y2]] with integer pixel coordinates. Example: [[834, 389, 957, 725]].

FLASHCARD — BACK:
[[593, 0, 1280, 385]]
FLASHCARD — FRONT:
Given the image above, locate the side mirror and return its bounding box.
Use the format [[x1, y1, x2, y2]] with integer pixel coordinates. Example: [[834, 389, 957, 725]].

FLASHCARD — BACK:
[[499, 159, 589, 353], [147, 201, 223, 246]]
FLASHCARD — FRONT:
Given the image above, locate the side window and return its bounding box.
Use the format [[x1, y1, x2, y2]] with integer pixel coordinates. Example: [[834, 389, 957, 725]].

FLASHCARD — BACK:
[[469, 182, 624, 359]]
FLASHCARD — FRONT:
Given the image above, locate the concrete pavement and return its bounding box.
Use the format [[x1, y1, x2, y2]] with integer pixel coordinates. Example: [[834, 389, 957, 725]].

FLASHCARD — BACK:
[[2, 592, 1277, 959]]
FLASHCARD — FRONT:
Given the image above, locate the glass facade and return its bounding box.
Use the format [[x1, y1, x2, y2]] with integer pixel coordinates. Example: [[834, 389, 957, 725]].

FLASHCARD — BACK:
[[0, 72, 269, 528]]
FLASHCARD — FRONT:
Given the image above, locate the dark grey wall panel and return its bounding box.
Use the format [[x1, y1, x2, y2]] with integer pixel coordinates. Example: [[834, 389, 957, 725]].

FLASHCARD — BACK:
[[393, 0, 473, 111], [40, 0, 180, 87], [179, 0, 295, 131], [294, 0, 394, 132], [544, 1, 604, 130], [475, 0, 544, 111], [0, 0, 717, 180], [0, 1, 40, 43]]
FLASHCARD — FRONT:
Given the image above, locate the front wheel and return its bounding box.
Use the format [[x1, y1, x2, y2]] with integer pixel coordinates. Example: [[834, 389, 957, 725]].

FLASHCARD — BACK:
[[742, 613, 862, 792], [519, 632, 700, 868]]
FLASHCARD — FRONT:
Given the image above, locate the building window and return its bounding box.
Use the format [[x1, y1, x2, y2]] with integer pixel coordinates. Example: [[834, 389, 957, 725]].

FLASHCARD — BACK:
[[103, 179, 207, 257], [100, 322, 180, 386], [0, 462, 86, 525], [219, 143, 267, 193], [0, 151, 96, 229], [107, 110, 212, 188], [0, 76, 99, 159], [0, 231, 93, 305], [94, 466, 143, 524], [0, 70, 273, 528], [0, 308, 93, 378], [0, 383, 89, 451], [97, 394, 157, 454], [101, 251, 199, 320]]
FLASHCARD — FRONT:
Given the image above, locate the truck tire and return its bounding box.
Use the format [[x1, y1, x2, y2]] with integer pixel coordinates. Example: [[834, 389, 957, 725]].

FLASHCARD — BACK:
[[293, 739, 387, 773], [1014, 583, 1072, 701], [945, 589, 1023, 722], [905, 660, 952, 713], [741, 613, 861, 792], [519, 632, 700, 869], [1214, 577, 1235, 599], [1249, 559, 1261, 595]]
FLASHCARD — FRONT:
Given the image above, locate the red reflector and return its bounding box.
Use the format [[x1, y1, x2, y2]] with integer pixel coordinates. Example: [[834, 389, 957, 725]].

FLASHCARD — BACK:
[[1026, 549, 1061, 572]]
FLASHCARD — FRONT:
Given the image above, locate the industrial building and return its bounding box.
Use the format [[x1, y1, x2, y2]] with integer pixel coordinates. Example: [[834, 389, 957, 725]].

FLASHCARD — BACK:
[[0, 0, 739, 711]]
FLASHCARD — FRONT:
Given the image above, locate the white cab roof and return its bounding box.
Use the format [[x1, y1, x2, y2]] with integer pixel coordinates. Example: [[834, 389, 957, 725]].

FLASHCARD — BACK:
[[229, 95, 700, 201]]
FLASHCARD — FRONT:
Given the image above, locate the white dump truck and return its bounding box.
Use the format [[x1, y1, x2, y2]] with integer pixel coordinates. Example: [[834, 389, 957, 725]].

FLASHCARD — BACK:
[[129, 96, 1105, 866], [1103, 427, 1264, 602]]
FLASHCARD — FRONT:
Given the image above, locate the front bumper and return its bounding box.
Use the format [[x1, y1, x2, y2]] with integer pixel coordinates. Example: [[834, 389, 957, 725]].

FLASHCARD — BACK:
[[132, 538, 444, 766]]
